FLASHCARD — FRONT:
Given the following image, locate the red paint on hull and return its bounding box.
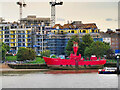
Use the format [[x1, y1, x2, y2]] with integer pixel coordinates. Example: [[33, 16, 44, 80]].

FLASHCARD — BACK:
[[43, 42, 106, 67], [43, 57, 106, 66]]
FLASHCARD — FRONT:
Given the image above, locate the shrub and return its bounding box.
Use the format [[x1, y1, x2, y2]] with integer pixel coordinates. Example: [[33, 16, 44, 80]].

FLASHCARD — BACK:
[[51, 54, 57, 58], [17, 47, 36, 61], [40, 50, 51, 57], [6, 53, 13, 56]]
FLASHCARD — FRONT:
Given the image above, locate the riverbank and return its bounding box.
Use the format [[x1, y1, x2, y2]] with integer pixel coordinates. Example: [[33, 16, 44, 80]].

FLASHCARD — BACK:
[[0, 64, 49, 73], [1, 64, 99, 74], [0, 63, 117, 74]]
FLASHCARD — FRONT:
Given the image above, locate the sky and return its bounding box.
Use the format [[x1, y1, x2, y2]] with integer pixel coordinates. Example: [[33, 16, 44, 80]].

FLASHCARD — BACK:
[[0, 0, 119, 31]]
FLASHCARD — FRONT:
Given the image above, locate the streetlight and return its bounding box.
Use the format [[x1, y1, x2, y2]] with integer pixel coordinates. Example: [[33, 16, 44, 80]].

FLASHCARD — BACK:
[[117, 55, 119, 75]]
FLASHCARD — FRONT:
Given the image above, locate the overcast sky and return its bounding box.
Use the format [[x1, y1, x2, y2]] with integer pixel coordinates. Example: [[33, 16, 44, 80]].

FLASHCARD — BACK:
[[0, 0, 119, 31]]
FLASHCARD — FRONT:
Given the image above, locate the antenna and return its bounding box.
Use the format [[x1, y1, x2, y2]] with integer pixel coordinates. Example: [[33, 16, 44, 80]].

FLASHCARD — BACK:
[[17, 0, 27, 21], [49, 0, 63, 27]]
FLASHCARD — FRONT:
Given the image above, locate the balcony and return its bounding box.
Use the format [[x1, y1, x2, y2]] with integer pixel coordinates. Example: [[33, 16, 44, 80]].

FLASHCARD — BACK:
[[27, 45, 31, 47], [27, 41, 31, 43], [36, 37, 42, 39], [11, 45, 16, 47], [36, 41, 47, 43], [18, 37, 26, 39], [18, 45, 26, 47], [26, 33, 31, 34], [18, 41, 22, 43], [4, 33, 9, 34], [17, 33, 26, 35], [10, 38, 16, 39], [10, 42, 16, 43], [5, 41, 9, 43], [5, 37, 9, 39], [26, 37, 31, 39], [10, 33, 15, 35]]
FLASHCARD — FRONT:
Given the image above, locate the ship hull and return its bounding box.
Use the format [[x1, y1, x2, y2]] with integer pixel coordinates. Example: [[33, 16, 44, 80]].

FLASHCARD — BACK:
[[43, 57, 106, 69]]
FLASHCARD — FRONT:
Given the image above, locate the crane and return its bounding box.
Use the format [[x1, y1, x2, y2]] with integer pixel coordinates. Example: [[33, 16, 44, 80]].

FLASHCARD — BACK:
[[17, 0, 27, 21], [49, 0, 63, 27]]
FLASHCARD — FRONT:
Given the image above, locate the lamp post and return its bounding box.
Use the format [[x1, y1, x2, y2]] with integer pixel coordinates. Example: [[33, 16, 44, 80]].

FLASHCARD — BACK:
[[117, 55, 119, 75]]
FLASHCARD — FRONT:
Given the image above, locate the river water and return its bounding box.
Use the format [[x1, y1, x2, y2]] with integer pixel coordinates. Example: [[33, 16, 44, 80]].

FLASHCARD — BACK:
[[1, 71, 118, 88]]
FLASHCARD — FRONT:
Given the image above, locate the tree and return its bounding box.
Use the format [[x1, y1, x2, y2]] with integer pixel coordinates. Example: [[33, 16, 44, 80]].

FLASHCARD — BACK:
[[40, 50, 51, 57], [65, 34, 94, 56], [84, 41, 110, 57], [65, 35, 80, 56], [2, 42, 10, 51], [17, 47, 36, 61], [79, 34, 94, 56], [82, 34, 94, 47], [0, 42, 10, 60], [51, 54, 57, 58], [106, 49, 115, 59]]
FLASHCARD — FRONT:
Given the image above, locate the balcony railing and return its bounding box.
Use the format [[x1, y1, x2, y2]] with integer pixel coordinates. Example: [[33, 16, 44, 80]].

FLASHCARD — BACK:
[[27, 45, 31, 47], [17, 33, 26, 35], [18, 45, 26, 47], [10, 38, 16, 39], [26, 33, 31, 34], [18, 37, 26, 38], [18, 41, 22, 43], [26, 37, 31, 39], [10, 33, 15, 35], [5, 41, 9, 43], [5, 37, 9, 39], [4, 33, 9, 34], [10, 42, 16, 43], [27, 41, 31, 43]]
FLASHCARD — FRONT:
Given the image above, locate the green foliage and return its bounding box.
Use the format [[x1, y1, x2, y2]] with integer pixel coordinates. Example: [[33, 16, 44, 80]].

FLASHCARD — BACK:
[[26, 57, 45, 64], [6, 56, 17, 61], [65, 35, 80, 56], [2, 47, 7, 60], [84, 41, 110, 57], [40, 50, 51, 57], [65, 34, 93, 56], [84, 47, 91, 57], [17, 47, 36, 61], [106, 49, 115, 59], [2, 42, 10, 51], [82, 34, 94, 47], [6, 53, 13, 56], [0, 42, 10, 60], [51, 54, 57, 58]]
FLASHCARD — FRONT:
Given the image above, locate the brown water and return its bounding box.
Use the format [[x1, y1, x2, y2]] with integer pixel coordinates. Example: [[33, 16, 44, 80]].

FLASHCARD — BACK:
[[1, 71, 118, 88]]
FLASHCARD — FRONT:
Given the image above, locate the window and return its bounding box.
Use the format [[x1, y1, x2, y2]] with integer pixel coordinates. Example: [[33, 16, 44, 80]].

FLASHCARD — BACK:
[[18, 43, 21, 46], [18, 39, 21, 42], [83, 30, 86, 33], [42, 27, 44, 30], [71, 31, 74, 33], [112, 42, 115, 45], [61, 31, 63, 34], [112, 38, 115, 40], [92, 30, 94, 33], [79, 30, 81, 33], [23, 43, 25, 46]]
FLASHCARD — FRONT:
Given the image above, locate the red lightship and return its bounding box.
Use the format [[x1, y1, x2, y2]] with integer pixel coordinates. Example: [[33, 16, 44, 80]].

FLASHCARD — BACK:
[[43, 42, 106, 69]]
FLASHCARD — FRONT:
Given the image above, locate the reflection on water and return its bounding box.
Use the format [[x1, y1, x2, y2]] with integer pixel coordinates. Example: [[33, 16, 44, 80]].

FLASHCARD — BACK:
[[2, 70, 118, 88]]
